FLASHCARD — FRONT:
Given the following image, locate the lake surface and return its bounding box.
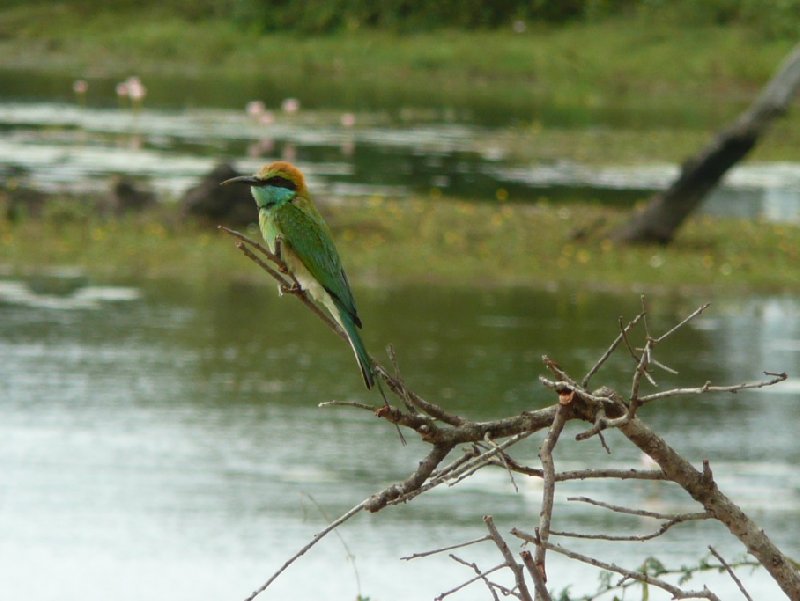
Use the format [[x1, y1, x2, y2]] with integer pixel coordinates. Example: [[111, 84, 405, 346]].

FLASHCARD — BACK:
[[2, 67, 800, 222], [1, 275, 798, 600]]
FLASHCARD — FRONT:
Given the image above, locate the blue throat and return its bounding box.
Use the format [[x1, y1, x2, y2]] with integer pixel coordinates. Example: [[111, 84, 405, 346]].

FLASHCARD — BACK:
[[251, 185, 296, 209]]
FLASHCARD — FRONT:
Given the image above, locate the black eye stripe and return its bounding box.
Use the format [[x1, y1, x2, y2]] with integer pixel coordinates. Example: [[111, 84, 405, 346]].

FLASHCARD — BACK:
[[263, 176, 297, 191]]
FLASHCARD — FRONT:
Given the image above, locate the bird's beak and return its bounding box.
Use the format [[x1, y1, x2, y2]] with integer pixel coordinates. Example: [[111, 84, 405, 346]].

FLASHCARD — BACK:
[[221, 175, 261, 186]]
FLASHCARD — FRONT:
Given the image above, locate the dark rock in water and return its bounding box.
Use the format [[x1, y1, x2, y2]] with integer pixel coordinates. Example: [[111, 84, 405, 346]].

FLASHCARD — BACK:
[[107, 176, 157, 215], [181, 163, 256, 227]]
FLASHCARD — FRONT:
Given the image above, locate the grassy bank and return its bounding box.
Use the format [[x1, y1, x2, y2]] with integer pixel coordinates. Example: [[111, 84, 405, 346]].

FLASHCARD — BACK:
[[1, 5, 798, 129], [2, 198, 798, 293]]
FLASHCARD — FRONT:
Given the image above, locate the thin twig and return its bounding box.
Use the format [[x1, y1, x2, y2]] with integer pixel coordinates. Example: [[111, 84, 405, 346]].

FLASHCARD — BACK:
[[439, 557, 505, 601], [401, 535, 491, 560], [219, 226, 347, 340], [484, 515, 533, 601], [581, 312, 644, 388], [708, 546, 755, 601], [300, 493, 363, 597], [485, 434, 519, 492], [654, 303, 711, 343], [567, 496, 709, 521], [511, 535, 721, 601], [445, 431, 536, 489], [375, 363, 465, 426], [243, 500, 366, 601], [550, 509, 709, 542], [318, 400, 377, 411], [639, 371, 788, 403], [629, 338, 653, 417]]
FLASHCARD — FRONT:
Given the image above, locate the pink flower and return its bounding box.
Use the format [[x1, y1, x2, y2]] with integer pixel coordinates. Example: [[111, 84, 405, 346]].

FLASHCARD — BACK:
[[281, 97, 300, 113], [127, 77, 147, 102], [246, 100, 266, 118], [73, 79, 88, 95], [340, 112, 356, 127]]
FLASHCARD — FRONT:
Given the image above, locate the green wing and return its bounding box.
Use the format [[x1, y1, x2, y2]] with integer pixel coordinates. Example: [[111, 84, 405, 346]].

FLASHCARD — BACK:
[[274, 198, 362, 327]]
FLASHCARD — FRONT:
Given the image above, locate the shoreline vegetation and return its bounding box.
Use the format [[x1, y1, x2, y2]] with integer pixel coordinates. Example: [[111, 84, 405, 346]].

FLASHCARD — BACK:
[[2, 3, 798, 293], [2, 197, 798, 293], [1, 6, 799, 131]]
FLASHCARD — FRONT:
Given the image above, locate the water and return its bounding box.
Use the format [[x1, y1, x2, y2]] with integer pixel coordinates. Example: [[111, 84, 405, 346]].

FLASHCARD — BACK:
[[1, 275, 798, 600], [2, 67, 800, 222]]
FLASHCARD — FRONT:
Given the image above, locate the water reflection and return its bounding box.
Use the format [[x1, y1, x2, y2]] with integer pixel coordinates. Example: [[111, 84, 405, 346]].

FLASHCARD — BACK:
[[2, 101, 800, 223], [1, 276, 798, 599]]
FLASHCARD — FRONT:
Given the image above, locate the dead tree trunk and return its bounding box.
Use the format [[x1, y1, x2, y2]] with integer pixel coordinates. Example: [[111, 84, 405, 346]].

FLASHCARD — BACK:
[[612, 42, 800, 244]]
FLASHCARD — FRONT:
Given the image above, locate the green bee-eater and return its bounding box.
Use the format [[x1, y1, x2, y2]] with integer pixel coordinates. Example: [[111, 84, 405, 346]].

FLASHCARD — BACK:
[[223, 161, 374, 389]]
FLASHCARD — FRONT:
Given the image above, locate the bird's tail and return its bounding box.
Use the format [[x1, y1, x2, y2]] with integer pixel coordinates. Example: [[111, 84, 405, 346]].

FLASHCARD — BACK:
[[339, 309, 374, 389]]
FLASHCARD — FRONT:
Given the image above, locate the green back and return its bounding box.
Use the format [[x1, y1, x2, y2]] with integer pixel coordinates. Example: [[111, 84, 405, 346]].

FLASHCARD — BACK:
[[273, 197, 362, 328]]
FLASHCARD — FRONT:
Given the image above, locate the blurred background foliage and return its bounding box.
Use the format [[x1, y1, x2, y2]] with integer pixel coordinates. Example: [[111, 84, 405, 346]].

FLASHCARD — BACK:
[[3, 0, 799, 37]]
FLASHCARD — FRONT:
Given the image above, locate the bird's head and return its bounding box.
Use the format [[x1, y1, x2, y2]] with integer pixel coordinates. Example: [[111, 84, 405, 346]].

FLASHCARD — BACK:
[[222, 161, 307, 209]]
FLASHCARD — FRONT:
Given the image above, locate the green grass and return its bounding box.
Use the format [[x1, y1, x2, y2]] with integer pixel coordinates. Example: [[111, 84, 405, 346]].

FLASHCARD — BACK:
[[3, 199, 798, 293], [0, 4, 798, 130]]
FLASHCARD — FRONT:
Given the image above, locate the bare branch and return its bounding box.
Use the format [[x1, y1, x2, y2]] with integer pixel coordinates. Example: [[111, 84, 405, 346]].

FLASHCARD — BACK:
[[556, 468, 666, 481], [654, 303, 711, 343], [521, 550, 552, 601], [439, 556, 505, 601], [550, 506, 710, 542], [629, 338, 653, 413], [401, 535, 491, 560], [619, 416, 800, 599], [219, 226, 348, 340], [365, 443, 454, 512], [512, 535, 721, 601], [243, 500, 366, 601], [639, 371, 788, 404], [375, 363, 466, 426], [534, 405, 568, 585], [581, 312, 644, 388], [318, 400, 377, 411], [567, 496, 709, 521], [708, 546, 755, 601], [484, 515, 533, 601]]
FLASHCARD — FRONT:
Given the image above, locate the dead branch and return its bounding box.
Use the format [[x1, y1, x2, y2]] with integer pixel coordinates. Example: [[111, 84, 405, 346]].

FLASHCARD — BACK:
[[484, 515, 532, 601], [708, 546, 755, 601], [612, 42, 800, 244], [550, 498, 710, 542], [436, 557, 505, 601], [638, 371, 788, 404], [581, 312, 644, 388], [521, 549, 552, 601], [365, 443, 454, 512], [243, 500, 366, 601], [513, 534, 722, 601], [566, 496, 708, 521], [224, 225, 795, 601], [219, 226, 348, 340], [401, 535, 491, 560], [533, 405, 568, 587], [654, 303, 711, 343], [618, 416, 800, 599]]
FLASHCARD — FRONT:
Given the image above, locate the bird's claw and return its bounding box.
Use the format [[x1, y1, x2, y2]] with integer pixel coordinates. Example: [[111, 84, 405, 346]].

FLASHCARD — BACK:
[[279, 283, 301, 295]]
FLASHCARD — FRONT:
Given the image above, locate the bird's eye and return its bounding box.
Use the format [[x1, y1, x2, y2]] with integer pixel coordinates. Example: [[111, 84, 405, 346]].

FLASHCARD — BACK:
[[264, 176, 297, 191]]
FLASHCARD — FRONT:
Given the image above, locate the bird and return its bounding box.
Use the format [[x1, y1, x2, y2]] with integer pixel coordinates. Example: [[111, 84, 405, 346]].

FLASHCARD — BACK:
[[222, 161, 374, 389]]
